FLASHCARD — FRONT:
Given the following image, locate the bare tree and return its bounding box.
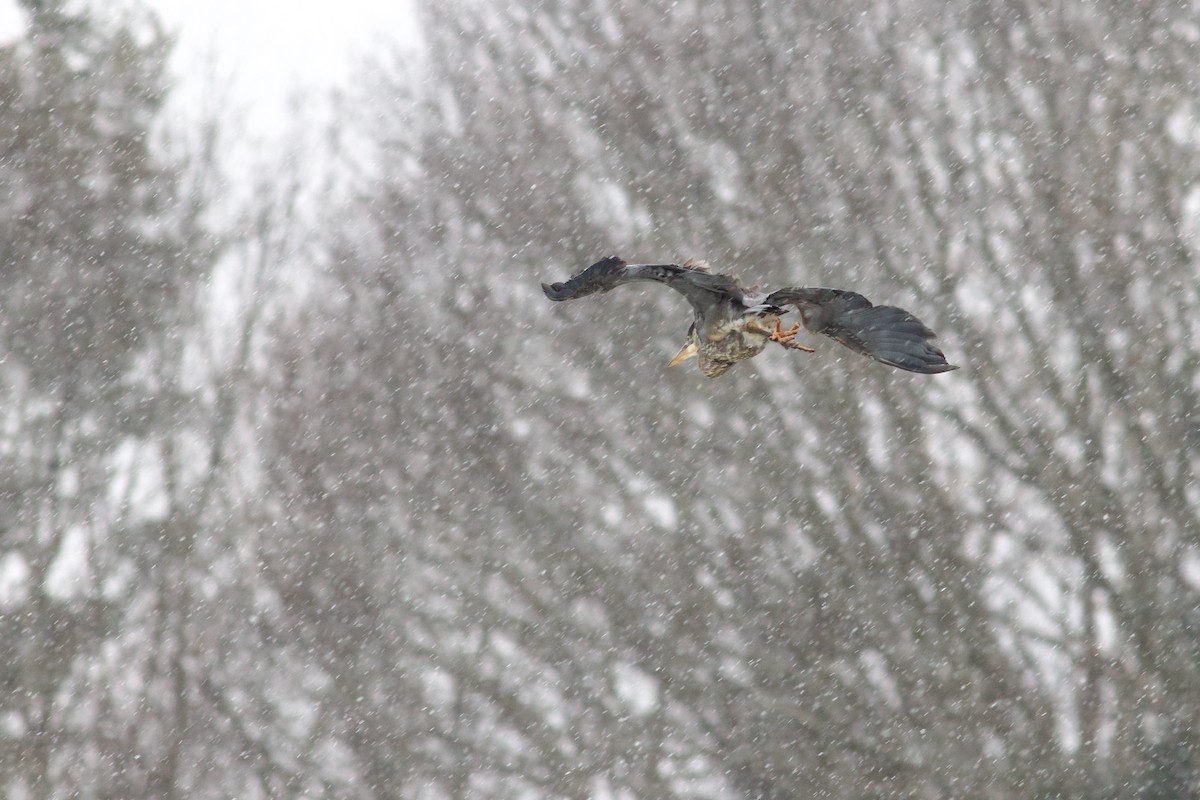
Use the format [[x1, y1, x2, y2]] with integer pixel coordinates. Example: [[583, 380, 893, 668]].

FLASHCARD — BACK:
[[245, 0, 1198, 796], [0, 2, 288, 796], [243, 0, 1117, 797], [0, 2, 200, 795], [10, 0, 1196, 796]]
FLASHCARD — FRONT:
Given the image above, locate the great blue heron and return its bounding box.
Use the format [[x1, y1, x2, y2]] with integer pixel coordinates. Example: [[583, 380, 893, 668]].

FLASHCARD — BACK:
[[542, 256, 957, 377]]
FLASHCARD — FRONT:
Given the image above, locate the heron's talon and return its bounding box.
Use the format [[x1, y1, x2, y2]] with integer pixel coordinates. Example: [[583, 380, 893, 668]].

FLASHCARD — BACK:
[[768, 320, 801, 340], [769, 320, 805, 345]]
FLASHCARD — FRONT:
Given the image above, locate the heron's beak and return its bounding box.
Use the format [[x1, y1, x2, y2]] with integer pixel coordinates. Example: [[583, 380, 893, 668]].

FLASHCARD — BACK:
[[668, 341, 698, 367]]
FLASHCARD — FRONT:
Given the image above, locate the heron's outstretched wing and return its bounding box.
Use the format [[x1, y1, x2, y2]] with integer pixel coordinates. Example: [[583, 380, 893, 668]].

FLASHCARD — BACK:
[[542, 256, 742, 316], [765, 287, 958, 374]]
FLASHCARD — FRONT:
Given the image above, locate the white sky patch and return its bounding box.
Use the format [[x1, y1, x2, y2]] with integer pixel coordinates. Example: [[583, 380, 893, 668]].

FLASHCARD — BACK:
[[0, 552, 30, 609], [576, 176, 637, 242], [612, 661, 658, 717], [1181, 551, 1200, 591], [0, 0, 421, 190], [692, 137, 742, 203], [108, 438, 170, 522], [565, 370, 592, 400], [1167, 102, 1200, 147], [510, 417, 532, 440], [643, 493, 678, 530], [145, 0, 418, 137], [1180, 184, 1200, 251], [0, 1, 20, 44], [860, 649, 900, 709], [46, 526, 91, 601]]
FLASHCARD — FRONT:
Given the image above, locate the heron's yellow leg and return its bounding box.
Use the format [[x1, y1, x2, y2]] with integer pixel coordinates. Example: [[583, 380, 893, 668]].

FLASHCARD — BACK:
[[769, 319, 813, 351]]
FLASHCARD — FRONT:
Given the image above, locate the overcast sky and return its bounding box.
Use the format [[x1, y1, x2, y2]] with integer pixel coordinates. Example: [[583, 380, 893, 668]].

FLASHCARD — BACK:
[[152, 0, 419, 135], [0, 0, 419, 136]]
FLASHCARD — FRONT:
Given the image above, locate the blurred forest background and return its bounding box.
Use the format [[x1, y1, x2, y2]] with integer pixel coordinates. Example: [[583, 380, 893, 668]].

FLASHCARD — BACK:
[[3, 0, 1200, 797]]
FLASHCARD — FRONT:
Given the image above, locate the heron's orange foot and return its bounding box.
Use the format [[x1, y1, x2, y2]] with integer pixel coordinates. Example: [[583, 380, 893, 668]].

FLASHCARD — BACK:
[[769, 320, 813, 351], [769, 319, 801, 341]]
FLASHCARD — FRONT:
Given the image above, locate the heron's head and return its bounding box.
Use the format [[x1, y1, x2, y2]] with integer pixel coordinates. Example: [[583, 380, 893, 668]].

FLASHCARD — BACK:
[[669, 325, 699, 367]]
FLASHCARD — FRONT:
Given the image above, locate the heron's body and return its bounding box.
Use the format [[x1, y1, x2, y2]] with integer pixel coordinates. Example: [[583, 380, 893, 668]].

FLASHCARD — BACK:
[[682, 307, 782, 378], [542, 256, 957, 377]]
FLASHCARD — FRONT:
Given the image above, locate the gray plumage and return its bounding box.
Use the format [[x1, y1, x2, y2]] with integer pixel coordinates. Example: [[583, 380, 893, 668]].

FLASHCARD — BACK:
[[542, 256, 958, 377]]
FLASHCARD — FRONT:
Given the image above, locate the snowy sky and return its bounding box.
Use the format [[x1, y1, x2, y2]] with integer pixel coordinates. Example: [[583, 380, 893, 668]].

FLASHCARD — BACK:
[[0, 0, 420, 136], [153, 0, 420, 136]]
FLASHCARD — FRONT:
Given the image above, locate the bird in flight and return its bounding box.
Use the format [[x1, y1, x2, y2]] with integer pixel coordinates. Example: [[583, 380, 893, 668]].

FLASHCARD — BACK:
[[542, 256, 957, 377]]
